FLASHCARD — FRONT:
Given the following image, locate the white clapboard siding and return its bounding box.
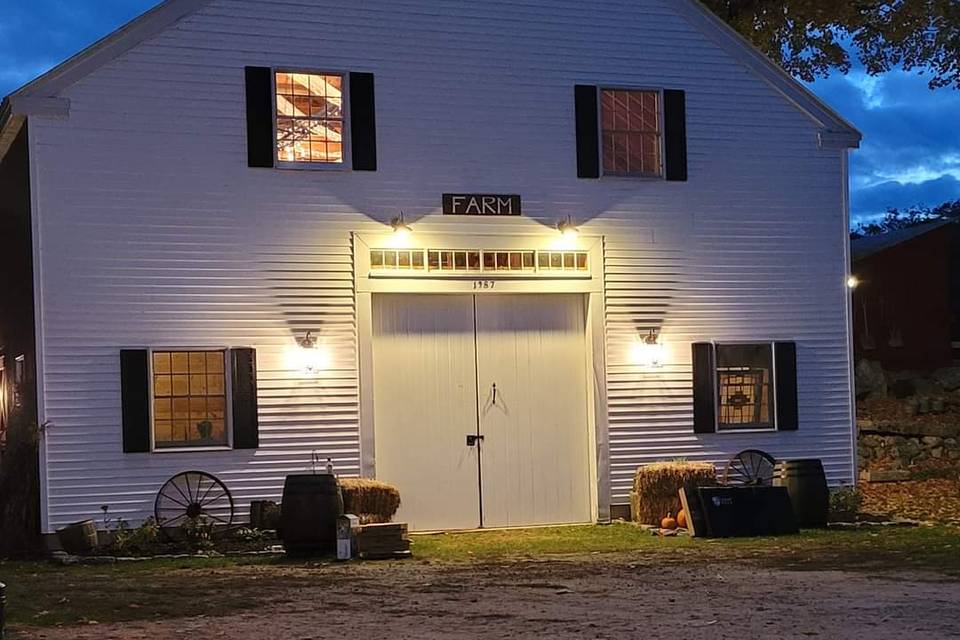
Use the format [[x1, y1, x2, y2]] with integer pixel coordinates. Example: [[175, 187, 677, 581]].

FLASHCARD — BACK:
[[29, 0, 853, 530]]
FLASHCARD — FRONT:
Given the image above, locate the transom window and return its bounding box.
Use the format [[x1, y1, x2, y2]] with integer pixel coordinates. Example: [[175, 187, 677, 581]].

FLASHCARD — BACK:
[[601, 89, 662, 177], [369, 249, 588, 274], [152, 351, 228, 449], [275, 72, 344, 164], [715, 344, 775, 431]]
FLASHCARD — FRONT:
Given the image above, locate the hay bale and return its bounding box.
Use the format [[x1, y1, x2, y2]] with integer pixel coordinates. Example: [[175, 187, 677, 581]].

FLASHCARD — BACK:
[[340, 478, 401, 524], [630, 461, 717, 525]]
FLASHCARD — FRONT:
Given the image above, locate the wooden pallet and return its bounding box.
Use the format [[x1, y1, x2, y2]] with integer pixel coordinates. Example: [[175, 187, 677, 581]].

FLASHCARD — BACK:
[[355, 522, 410, 558]]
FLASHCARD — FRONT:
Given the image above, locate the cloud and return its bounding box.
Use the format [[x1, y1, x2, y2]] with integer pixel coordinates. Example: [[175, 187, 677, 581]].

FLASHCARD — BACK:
[[852, 175, 960, 221], [810, 68, 960, 223]]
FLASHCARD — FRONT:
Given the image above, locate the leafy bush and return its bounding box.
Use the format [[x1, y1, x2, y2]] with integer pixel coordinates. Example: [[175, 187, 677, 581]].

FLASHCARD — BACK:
[[182, 516, 216, 552], [829, 485, 863, 522], [110, 518, 160, 556], [0, 416, 42, 557], [235, 527, 269, 544]]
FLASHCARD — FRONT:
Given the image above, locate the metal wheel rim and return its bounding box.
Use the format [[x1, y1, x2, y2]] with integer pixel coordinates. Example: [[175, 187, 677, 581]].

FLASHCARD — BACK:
[[154, 470, 235, 529], [723, 449, 776, 486]]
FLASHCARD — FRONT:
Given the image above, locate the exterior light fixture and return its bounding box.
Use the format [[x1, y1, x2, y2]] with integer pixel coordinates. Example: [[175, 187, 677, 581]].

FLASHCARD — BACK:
[[390, 211, 412, 238], [846, 275, 859, 290], [631, 329, 666, 368], [558, 216, 579, 239], [296, 330, 328, 374]]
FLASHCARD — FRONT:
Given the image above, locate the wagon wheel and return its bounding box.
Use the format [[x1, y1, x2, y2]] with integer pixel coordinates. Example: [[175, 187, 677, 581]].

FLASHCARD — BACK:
[[154, 471, 235, 529], [723, 449, 776, 486]]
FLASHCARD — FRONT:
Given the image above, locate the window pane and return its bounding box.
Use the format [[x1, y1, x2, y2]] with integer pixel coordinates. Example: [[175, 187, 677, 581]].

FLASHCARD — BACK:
[[171, 375, 189, 396], [153, 352, 171, 374], [153, 350, 229, 449], [154, 374, 172, 397], [206, 352, 224, 373], [601, 89, 662, 176], [716, 344, 774, 430], [171, 352, 189, 374], [275, 72, 345, 165]]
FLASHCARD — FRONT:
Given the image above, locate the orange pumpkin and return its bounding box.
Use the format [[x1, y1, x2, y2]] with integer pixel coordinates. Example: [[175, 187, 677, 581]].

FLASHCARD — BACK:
[[661, 512, 678, 530], [677, 509, 688, 529]]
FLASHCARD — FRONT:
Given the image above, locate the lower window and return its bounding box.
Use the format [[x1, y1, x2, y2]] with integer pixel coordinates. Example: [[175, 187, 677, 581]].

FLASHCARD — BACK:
[[715, 343, 774, 431], [152, 350, 228, 449]]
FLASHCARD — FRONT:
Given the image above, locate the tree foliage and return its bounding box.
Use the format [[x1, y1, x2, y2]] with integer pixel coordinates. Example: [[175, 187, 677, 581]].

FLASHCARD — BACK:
[[703, 0, 960, 89], [852, 198, 960, 236]]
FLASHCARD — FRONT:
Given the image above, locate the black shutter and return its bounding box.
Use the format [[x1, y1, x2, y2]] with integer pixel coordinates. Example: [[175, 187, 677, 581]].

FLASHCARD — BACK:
[[574, 85, 600, 179], [692, 342, 716, 434], [120, 350, 151, 453], [663, 89, 688, 182], [245, 66, 274, 168], [231, 348, 260, 449], [350, 72, 378, 171], [775, 342, 799, 431]]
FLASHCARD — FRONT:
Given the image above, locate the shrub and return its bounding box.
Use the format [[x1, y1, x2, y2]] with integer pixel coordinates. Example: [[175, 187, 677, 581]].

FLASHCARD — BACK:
[[829, 485, 863, 522], [110, 517, 160, 556], [340, 478, 401, 524], [0, 415, 42, 557], [630, 461, 717, 525], [182, 516, 216, 552], [235, 527, 269, 544]]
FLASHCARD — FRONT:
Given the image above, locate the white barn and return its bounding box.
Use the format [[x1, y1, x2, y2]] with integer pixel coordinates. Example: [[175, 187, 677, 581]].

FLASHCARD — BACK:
[[0, 0, 861, 534]]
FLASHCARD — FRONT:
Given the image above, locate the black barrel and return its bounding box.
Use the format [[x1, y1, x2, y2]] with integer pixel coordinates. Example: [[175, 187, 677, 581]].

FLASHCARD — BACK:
[[280, 474, 344, 556], [773, 459, 829, 528]]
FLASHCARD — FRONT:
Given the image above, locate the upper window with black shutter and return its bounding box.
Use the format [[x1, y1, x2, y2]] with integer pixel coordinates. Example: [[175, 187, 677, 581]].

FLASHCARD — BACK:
[[275, 72, 345, 165], [600, 89, 662, 177]]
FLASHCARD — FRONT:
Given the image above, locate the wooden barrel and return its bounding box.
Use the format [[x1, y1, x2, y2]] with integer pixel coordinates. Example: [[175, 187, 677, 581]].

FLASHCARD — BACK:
[[773, 459, 829, 528], [280, 474, 343, 555], [56, 520, 99, 554]]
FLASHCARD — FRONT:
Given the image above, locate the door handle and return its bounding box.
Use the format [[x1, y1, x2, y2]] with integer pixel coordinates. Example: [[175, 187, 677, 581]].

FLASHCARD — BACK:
[[466, 434, 485, 447], [492, 382, 497, 405]]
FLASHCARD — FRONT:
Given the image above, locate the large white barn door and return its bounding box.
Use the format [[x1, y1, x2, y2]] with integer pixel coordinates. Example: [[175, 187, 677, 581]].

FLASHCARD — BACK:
[[372, 294, 481, 531], [474, 295, 593, 528]]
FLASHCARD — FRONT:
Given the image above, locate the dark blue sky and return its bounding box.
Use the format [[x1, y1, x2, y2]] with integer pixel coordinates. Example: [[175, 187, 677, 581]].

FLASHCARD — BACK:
[[2, 1, 958, 224]]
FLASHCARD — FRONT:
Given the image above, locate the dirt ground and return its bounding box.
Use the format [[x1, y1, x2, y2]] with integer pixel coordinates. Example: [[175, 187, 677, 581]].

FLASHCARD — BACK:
[[17, 556, 960, 640]]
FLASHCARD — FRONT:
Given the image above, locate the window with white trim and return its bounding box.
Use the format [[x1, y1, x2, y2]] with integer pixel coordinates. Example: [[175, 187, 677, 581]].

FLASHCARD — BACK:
[[152, 350, 228, 449], [715, 344, 775, 431], [601, 89, 662, 177], [275, 72, 345, 164]]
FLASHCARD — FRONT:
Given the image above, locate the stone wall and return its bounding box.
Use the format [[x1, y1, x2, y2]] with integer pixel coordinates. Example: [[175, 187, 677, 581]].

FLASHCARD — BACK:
[[858, 420, 960, 474]]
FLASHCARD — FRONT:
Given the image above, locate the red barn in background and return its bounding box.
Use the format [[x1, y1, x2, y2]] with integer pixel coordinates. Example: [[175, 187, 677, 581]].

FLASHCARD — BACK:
[[851, 220, 960, 371]]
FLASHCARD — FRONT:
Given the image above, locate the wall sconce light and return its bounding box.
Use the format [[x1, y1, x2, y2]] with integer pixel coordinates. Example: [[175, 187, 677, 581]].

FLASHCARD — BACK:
[[846, 275, 860, 290], [630, 329, 666, 368], [557, 215, 579, 239], [390, 211, 413, 239], [296, 330, 328, 374]]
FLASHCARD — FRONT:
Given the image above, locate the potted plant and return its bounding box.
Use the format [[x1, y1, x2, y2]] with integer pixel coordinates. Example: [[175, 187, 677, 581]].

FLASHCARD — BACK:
[[196, 420, 213, 441]]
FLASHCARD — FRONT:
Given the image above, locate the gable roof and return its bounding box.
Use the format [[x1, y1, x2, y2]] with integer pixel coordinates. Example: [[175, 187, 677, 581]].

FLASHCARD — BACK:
[[0, 0, 861, 159], [851, 219, 954, 262]]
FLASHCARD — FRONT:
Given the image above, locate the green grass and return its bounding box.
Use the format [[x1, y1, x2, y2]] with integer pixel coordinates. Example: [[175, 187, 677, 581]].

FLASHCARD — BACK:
[[1, 523, 958, 631], [411, 523, 960, 573]]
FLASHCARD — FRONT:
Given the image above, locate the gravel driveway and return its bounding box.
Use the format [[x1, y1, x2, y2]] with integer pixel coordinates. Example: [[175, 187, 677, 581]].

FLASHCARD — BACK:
[[18, 556, 960, 639]]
